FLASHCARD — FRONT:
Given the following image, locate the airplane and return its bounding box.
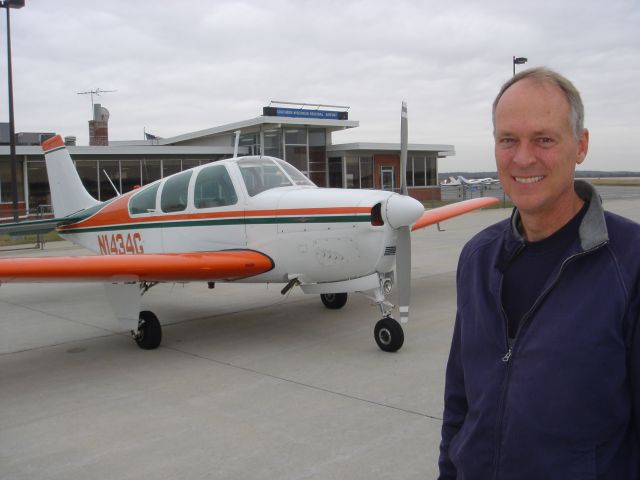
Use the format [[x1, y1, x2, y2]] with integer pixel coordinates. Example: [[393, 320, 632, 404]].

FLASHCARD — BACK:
[[457, 175, 501, 185], [440, 176, 461, 186], [440, 176, 500, 187], [0, 103, 497, 352]]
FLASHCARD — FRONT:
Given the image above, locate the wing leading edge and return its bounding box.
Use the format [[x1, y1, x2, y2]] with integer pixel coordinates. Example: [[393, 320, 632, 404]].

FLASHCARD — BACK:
[[0, 250, 274, 283], [411, 197, 499, 231]]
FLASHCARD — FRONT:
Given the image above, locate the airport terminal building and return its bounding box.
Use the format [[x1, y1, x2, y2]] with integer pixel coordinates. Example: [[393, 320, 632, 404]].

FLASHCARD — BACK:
[[0, 103, 454, 217]]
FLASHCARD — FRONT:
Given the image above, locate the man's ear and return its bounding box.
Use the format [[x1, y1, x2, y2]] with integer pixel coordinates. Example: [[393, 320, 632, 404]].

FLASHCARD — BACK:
[[576, 129, 589, 165]]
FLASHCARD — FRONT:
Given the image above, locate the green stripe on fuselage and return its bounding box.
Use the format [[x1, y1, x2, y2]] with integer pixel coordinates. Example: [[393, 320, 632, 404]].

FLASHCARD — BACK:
[[60, 215, 371, 234]]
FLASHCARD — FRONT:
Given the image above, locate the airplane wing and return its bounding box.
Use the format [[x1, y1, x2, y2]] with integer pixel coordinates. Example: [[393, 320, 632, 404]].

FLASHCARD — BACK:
[[412, 197, 499, 231], [0, 250, 274, 283]]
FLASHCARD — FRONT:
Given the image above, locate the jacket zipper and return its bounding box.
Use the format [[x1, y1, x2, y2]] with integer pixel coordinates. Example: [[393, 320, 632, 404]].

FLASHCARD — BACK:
[[490, 241, 607, 479]]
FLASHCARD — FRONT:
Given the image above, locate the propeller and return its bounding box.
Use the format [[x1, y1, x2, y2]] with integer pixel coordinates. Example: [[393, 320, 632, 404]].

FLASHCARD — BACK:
[[396, 101, 415, 324], [378, 102, 423, 324]]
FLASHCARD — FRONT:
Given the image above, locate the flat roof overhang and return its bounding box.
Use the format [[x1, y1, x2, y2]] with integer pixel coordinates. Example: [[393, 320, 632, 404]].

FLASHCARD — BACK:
[[327, 142, 455, 157], [158, 116, 359, 146]]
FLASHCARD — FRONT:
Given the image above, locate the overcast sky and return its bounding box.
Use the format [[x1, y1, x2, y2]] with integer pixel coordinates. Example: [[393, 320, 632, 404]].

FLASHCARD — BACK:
[[1, 0, 638, 172]]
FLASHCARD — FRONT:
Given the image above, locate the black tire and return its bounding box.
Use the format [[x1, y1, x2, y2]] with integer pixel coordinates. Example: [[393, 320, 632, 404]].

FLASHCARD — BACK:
[[135, 311, 162, 350], [374, 317, 404, 352], [320, 293, 348, 309]]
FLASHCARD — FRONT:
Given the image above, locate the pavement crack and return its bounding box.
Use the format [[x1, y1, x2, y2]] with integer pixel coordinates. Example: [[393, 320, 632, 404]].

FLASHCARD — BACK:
[[164, 344, 443, 422]]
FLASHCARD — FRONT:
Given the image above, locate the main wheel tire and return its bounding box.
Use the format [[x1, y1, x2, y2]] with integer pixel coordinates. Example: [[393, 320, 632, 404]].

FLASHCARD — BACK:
[[135, 311, 162, 350], [374, 317, 404, 352], [320, 293, 348, 309]]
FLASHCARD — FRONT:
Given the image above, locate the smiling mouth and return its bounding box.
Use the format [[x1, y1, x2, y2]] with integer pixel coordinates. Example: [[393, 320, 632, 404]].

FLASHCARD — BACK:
[[514, 176, 544, 184]]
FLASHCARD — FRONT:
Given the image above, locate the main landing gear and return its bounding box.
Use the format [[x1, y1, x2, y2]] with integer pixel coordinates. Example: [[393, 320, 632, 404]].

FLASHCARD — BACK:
[[320, 292, 348, 309], [134, 311, 162, 350], [319, 287, 405, 353], [104, 281, 163, 350]]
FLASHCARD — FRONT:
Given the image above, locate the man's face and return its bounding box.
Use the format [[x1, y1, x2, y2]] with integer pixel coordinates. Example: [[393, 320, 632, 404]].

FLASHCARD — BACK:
[[494, 78, 589, 218]]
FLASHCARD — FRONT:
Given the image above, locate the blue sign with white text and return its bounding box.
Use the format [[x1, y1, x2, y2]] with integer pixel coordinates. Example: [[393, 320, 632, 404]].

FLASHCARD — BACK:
[[262, 107, 348, 120]]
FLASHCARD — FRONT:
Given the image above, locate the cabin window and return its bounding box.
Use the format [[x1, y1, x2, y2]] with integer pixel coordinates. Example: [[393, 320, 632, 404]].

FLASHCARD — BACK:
[[129, 182, 160, 215], [194, 164, 238, 208], [161, 170, 192, 213]]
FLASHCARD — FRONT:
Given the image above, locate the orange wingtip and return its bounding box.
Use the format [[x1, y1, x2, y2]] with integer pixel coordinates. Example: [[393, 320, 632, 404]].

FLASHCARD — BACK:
[[41, 135, 65, 152]]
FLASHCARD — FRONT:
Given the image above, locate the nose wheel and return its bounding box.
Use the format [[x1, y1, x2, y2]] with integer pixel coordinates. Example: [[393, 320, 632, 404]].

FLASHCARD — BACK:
[[374, 317, 404, 352]]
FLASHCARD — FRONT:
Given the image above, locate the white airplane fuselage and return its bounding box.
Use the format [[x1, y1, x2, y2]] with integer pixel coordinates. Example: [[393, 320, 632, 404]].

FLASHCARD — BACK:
[[58, 157, 402, 287]]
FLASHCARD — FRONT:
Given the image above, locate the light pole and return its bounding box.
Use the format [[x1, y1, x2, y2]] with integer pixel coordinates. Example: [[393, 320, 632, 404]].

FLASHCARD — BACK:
[[1, 0, 24, 221], [513, 56, 528, 77]]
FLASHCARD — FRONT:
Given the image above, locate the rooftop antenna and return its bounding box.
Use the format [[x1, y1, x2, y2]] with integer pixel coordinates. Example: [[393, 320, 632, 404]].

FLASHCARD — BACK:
[[77, 88, 117, 112]]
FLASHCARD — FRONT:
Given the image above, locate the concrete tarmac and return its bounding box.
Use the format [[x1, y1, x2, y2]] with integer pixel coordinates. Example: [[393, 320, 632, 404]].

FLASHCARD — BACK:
[[1, 197, 638, 479]]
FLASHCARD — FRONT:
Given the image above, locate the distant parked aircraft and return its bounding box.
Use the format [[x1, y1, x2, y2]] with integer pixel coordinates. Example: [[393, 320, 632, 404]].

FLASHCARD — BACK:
[[441, 176, 500, 186]]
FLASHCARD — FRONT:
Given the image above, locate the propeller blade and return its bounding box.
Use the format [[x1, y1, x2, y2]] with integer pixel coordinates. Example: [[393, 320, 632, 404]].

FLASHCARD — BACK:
[[396, 225, 411, 323], [400, 101, 408, 196], [396, 102, 413, 323]]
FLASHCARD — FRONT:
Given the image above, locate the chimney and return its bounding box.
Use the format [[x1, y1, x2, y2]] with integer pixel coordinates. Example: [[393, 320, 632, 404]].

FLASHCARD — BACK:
[[64, 136, 77, 146], [89, 103, 109, 146]]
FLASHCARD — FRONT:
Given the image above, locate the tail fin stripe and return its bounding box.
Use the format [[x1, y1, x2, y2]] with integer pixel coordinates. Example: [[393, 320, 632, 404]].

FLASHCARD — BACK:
[[42, 135, 65, 152]]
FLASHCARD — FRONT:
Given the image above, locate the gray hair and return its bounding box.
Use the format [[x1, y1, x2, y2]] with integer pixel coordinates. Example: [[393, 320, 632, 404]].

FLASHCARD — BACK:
[[492, 67, 585, 139]]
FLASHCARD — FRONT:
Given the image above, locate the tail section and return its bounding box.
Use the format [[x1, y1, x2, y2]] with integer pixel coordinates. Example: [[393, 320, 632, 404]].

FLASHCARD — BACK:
[[41, 135, 100, 217]]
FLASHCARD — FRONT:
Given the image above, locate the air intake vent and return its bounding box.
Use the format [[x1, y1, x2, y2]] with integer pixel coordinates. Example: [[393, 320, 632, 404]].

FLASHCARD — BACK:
[[384, 246, 396, 256]]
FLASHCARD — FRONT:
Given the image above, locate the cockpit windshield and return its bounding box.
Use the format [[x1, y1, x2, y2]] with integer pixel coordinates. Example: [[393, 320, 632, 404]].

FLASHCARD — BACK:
[[238, 157, 315, 196], [275, 159, 315, 187]]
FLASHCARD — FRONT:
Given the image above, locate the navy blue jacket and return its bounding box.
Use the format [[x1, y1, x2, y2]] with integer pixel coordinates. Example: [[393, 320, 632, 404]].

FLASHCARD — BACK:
[[439, 181, 640, 479]]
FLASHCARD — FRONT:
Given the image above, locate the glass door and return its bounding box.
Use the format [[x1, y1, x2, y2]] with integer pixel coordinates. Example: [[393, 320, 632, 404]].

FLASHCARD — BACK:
[[380, 166, 395, 191]]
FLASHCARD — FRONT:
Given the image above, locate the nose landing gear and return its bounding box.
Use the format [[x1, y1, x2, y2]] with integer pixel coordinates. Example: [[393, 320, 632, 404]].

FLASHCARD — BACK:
[[374, 316, 404, 352]]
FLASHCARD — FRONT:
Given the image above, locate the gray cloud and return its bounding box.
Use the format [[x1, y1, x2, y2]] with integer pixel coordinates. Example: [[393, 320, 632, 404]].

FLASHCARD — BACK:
[[1, 0, 638, 171]]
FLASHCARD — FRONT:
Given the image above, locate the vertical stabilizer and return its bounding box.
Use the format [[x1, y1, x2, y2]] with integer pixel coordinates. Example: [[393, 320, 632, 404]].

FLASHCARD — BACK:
[[41, 135, 100, 217]]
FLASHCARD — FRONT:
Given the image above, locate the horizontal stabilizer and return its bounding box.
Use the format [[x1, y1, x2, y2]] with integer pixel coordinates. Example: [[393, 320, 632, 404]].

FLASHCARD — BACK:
[[0, 215, 82, 236], [0, 218, 62, 236], [0, 250, 274, 283], [411, 197, 499, 231]]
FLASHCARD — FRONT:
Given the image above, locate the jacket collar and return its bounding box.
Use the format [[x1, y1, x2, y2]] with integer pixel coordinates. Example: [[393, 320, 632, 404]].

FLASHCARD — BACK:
[[498, 180, 608, 271]]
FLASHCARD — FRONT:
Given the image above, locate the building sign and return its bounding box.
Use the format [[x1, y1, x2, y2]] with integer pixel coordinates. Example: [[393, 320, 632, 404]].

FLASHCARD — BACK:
[[263, 107, 348, 120]]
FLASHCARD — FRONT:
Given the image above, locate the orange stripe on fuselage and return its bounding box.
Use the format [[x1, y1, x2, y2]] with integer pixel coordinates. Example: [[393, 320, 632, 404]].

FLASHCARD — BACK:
[[58, 194, 371, 231], [41, 134, 65, 152]]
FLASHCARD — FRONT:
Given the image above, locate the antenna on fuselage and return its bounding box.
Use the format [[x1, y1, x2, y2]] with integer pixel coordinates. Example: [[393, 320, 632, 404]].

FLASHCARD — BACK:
[[233, 130, 241, 158], [102, 169, 121, 196]]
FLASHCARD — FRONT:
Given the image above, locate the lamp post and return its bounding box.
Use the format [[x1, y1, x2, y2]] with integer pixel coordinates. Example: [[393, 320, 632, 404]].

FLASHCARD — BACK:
[[1, 0, 24, 221], [513, 56, 528, 77]]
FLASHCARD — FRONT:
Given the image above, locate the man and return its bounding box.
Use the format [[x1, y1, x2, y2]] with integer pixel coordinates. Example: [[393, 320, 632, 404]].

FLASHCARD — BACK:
[[438, 67, 640, 479]]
